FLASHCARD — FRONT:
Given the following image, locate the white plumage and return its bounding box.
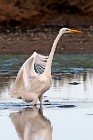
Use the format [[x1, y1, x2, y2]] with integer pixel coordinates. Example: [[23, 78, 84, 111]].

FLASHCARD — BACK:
[[11, 28, 81, 105]]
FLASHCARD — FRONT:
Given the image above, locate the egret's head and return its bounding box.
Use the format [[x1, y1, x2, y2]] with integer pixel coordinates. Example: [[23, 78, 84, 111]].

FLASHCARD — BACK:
[[59, 28, 81, 34]]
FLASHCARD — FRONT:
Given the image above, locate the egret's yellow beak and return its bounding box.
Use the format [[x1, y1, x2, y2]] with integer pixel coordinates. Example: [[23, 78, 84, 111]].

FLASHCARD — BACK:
[[69, 29, 81, 33]]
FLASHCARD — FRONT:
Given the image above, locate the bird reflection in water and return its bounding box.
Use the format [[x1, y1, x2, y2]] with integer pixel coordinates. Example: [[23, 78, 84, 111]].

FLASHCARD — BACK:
[[10, 107, 52, 140]]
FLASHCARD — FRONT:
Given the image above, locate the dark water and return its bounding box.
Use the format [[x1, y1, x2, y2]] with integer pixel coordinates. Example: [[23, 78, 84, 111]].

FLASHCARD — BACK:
[[0, 54, 93, 140]]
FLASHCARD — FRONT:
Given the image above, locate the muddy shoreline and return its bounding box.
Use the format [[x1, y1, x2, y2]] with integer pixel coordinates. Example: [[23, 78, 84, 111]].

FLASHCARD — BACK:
[[0, 25, 93, 54]]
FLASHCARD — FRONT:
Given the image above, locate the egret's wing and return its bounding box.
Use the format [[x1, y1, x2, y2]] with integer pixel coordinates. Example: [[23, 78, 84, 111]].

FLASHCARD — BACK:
[[10, 52, 35, 98], [23, 52, 48, 91], [11, 52, 48, 98], [34, 53, 48, 74]]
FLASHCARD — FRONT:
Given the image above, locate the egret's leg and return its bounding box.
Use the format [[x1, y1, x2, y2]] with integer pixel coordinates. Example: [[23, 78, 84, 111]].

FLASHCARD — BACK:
[[39, 95, 43, 105], [39, 103, 43, 114], [32, 94, 38, 106]]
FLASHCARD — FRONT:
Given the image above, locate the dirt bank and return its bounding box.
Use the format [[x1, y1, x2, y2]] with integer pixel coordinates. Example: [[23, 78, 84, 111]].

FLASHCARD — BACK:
[[0, 26, 93, 54], [0, 1, 93, 54]]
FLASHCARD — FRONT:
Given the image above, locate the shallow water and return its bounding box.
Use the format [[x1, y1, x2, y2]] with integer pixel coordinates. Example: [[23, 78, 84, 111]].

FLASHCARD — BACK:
[[0, 54, 93, 140]]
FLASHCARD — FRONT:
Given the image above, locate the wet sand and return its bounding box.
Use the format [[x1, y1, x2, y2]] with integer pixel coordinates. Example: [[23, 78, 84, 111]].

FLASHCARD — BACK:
[[0, 26, 93, 54]]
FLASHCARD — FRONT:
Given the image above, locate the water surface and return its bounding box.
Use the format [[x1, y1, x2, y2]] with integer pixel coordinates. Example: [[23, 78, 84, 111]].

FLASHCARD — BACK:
[[0, 54, 93, 140]]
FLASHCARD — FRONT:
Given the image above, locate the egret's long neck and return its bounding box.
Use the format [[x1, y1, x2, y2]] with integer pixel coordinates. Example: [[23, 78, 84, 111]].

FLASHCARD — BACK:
[[44, 31, 63, 76]]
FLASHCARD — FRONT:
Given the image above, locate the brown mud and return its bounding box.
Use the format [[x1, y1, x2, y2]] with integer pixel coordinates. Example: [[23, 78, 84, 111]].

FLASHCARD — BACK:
[[0, 26, 93, 54], [0, 0, 93, 54]]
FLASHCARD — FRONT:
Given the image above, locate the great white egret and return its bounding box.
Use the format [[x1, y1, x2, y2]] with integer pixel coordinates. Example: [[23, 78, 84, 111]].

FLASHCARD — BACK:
[[11, 28, 81, 105]]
